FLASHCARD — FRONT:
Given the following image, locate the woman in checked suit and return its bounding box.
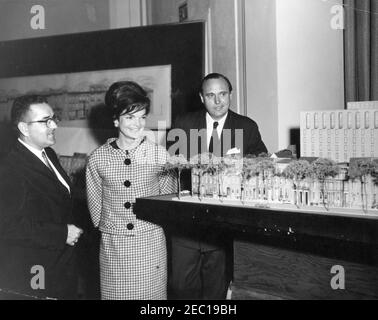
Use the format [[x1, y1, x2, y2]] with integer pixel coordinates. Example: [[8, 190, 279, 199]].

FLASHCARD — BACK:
[[86, 81, 176, 300]]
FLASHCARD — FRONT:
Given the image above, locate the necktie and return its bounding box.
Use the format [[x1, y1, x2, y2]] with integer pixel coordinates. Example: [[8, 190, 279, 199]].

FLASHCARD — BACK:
[[209, 121, 220, 155], [42, 150, 57, 176], [42, 150, 71, 193]]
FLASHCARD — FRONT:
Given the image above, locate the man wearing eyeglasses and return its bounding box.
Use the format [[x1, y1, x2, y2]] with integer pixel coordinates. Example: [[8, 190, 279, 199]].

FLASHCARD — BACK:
[[0, 95, 83, 300]]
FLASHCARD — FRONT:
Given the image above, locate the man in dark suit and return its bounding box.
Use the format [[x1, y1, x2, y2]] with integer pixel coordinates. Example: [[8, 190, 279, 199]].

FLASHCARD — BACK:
[[0, 95, 83, 300], [168, 73, 267, 300]]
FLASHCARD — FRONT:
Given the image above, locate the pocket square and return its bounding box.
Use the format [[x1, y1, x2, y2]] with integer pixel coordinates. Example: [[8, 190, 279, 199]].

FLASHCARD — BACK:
[[226, 148, 241, 155]]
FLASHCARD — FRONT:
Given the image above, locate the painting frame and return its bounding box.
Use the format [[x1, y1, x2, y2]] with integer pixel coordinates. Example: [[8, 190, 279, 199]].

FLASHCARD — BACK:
[[0, 64, 172, 130]]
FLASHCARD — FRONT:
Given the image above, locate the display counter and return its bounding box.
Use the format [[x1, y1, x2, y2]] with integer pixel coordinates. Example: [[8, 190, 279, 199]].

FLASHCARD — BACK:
[[135, 195, 378, 300]]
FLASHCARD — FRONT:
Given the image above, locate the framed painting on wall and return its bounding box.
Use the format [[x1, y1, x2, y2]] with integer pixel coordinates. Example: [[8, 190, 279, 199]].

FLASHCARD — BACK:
[[0, 22, 205, 155], [0, 65, 171, 129]]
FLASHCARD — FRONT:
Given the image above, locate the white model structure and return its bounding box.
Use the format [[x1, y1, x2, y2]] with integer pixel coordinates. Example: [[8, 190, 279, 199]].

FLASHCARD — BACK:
[[347, 101, 378, 110], [300, 109, 378, 163], [189, 155, 378, 213]]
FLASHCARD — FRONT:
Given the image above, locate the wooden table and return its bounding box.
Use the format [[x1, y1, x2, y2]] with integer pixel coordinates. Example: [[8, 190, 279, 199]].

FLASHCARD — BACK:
[[135, 195, 378, 300]]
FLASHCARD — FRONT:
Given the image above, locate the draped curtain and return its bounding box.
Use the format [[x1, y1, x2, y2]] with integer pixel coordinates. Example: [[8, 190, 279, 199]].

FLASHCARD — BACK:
[[344, 0, 378, 102]]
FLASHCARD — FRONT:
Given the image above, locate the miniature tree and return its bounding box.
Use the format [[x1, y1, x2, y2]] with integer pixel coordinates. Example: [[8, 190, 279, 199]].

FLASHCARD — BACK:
[[190, 153, 213, 201], [372, 168, 378, 185], [254, 156, 275, 201], [240, 156, 257, 204], [211, 155, 226, 201], [164, 154, 190, 200], [372, 168, 378, 209], [189, 154, 202, 199], [282, 160, 311, 208], [201, 154, 222, 199], [243, 157, 261, 200], [239, 155, 274, 202], [309, 158, 340, 211], [349, 159, 378, 212]]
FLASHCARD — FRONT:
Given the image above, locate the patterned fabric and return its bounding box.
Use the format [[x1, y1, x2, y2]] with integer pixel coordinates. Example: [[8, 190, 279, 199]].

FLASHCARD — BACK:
[[100, 229, 167, 300], [86, 137, 176, 300]]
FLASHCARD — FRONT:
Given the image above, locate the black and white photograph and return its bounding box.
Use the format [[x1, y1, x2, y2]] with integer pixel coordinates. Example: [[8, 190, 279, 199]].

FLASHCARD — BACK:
[[0, 0, 377, 308]]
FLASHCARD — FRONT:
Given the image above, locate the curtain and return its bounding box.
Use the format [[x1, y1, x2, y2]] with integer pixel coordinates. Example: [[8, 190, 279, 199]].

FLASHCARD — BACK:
[[344, 0, 378, 102]]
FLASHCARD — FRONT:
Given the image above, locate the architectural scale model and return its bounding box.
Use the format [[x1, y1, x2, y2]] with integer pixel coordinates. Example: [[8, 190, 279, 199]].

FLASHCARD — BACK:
[[186, 154, 378, 213], [347, 101, 378, 110], [300, 109, 378, 163], [165, 153, 378, 214]]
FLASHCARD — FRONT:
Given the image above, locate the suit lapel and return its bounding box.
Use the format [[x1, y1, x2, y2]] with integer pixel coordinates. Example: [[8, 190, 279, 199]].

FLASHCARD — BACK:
[[45, 148, 72, 189], [15, 142, 55, 179], [222, 111, 233, 131], [192, 110, 207, 157], [198, 110, 207, 130], [14, 142, 71, 192], [220, 112, 236, 156]]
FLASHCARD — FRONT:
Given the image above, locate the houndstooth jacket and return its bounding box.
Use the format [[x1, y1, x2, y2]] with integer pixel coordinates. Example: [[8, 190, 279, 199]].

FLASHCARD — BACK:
[[86, 137, 176, 236]]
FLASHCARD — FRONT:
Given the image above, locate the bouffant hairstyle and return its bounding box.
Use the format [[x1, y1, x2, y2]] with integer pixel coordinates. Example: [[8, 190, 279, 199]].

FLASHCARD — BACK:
[[105, 81, 150, 120]]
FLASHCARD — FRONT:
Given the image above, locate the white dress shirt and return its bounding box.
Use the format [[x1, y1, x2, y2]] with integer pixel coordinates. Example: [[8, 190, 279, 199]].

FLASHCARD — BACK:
[[206, 112, 228, 149], [18, 138, 71, 193]]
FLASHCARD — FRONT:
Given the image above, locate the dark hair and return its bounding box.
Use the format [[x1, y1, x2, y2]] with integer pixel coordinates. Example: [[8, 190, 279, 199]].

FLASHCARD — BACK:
[[105, 81, 150, 120], [11, 95, 48, 130], [200, 73, 233, 94]]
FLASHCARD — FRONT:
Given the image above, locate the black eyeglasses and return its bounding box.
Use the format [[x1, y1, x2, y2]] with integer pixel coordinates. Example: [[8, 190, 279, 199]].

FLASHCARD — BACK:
[[27, 115, 60, 128]]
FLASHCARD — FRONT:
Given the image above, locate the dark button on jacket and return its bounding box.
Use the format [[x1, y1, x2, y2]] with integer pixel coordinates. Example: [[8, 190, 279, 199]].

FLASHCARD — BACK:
[[124, 181, 131, 188], [124, 202, 131, 209], [127, 223, 134, 230]]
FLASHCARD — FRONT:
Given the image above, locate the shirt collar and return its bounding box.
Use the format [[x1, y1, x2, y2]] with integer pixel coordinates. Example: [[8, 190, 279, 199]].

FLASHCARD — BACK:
[[18, 138, 44, 158], [109, 136, 146, 151], [206, 112, 228, 131]]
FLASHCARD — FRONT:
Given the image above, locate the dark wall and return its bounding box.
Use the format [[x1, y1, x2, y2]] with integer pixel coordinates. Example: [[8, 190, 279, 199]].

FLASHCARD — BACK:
[[0, 124, 16, 160], [0, 22, 205, 120]]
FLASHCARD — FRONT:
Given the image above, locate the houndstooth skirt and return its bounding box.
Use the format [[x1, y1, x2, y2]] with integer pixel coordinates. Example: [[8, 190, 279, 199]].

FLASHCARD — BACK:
[[99, 227, 167, 300]]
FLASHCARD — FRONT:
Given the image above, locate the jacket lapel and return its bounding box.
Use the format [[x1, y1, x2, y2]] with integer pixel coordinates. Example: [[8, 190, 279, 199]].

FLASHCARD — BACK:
[[45, 147, 73, 189], [192, 110, 207, 157], [14, 142, 71, 193], [197, 110, 207, 130], [220, 111, 236, 156]]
